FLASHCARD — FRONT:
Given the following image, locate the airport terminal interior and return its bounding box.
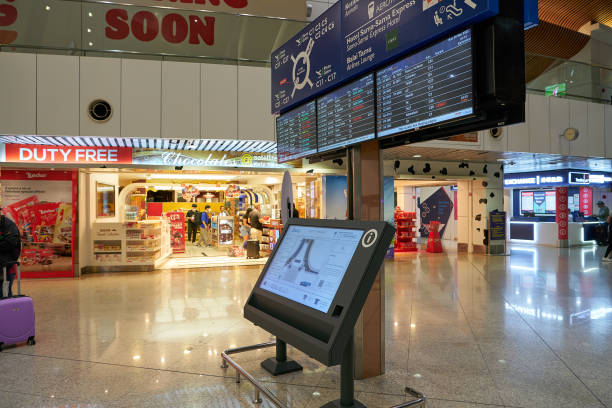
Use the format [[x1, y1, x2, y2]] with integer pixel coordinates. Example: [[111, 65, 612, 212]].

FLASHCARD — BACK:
[[1, 0, 612, 407]]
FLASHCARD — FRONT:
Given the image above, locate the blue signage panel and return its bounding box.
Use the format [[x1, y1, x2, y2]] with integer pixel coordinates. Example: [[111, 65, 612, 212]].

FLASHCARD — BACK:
[[341, 0, 498, 77], [524, 0, 539, 30], [271, 3, 343, 113], [489, 211, 506, 241]]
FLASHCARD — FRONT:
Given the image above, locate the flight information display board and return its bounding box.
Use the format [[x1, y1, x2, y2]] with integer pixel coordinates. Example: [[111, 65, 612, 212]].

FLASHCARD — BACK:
[[376, 29, 474, 138], [259, 225, 363, 313], [317, 74, 375, 153], [276, 101, 317, 163]]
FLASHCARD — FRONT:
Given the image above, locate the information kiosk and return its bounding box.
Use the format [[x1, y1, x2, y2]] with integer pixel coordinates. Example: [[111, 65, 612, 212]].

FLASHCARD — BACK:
[[244, 219, 395, 408]]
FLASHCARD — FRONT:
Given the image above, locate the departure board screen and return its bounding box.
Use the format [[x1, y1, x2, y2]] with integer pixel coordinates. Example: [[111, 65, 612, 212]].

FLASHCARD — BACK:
[[317, 75, 375, 153], [376, 29, 474, 138], [276, 101, 317, 163]]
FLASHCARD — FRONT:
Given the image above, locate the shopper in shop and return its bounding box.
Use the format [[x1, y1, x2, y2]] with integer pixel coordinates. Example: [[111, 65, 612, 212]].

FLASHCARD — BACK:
[[198, 205, 212, 251], [219, 205, 228, 217], [597, 201, 610, 245], [241, 208, 253, 249], [603, 216, 612, 263], [186, 204, 200, 244], [249, 204, 263, 242], [0, 210, 21, 297]]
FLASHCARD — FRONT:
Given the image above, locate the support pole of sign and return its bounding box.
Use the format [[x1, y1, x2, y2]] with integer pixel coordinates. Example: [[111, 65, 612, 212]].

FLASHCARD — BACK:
[[261, 338, 303, 376], [348, 140, 385, 380]]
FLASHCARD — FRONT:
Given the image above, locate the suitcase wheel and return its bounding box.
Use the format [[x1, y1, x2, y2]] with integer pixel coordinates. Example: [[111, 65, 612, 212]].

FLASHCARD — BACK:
[[27, 336, 35, 346]]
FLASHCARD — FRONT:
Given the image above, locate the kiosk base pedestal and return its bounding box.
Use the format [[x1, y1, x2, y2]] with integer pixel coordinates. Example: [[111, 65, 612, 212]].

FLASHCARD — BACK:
[[261, 339, 303, 376], [321, 335, 367, 408], [321, 400, 367, 408]]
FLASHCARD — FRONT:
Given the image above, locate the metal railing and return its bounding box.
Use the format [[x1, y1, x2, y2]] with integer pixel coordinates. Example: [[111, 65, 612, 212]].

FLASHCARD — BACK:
[[220, 342, 426, 407]]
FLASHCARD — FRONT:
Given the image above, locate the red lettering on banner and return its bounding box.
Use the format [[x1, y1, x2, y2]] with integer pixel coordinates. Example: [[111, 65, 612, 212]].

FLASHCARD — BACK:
[[152, 0, 247, 8], [162, 13, 188, 43], [105, 9, 215, 46], [189, 15, 214, 45], [132, 11, 159, 42], [106, 9, 129, 40], [0, 2, 18, 45], [4, 144, 132, 165]]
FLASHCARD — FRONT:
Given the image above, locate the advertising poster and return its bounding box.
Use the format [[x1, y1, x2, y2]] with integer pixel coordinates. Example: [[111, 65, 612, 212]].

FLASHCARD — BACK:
[[0, 170, 75, 278], [580, 187, 593, 216], [167, 212, 186, 254], [556, 187, 569, 240], [418, 187, 454, 239]]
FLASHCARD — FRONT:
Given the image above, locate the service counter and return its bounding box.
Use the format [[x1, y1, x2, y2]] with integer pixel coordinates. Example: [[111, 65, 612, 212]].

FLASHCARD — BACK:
[[509, 219, 599, 247]]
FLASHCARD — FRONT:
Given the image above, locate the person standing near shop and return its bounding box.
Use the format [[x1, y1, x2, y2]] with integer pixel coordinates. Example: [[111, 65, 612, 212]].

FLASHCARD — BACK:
[[186, 204, 199, 244], [597, 201, 610, 245], [0, 210, 21, 297], [219, 205, 228, 217], [603, 216, 612, 263], [198, 205, 212, 250], [240, 208, 253, 248], [249, 204, 263, 242]]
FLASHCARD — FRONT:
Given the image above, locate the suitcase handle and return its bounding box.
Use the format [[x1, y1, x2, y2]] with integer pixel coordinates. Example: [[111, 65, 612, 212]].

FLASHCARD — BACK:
[[1, 262, 20, 298]]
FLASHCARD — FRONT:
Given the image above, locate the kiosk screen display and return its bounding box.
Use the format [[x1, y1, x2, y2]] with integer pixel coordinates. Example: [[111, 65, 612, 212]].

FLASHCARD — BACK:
[[259, 225, 363, 313]]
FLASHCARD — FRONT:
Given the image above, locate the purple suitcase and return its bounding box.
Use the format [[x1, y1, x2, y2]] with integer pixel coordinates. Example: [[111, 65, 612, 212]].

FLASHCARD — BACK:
[[0, 264, 35, 351]]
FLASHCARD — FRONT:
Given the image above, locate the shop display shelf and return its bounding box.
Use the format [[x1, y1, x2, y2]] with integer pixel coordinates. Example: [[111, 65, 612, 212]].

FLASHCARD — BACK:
[[395, 211, 417, 253], [94, 251, 122, 254], [127, 247, 161, 252]]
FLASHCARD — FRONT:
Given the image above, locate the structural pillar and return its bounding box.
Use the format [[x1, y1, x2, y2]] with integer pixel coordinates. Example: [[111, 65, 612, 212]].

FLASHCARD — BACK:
[[348, 139, 384, 379]]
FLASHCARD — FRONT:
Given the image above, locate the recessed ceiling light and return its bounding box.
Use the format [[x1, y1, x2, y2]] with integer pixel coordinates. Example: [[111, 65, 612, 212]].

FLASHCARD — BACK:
[[413, 155, 422, 158], [88, 12, 93, 17], [45, 5, 51, 10]]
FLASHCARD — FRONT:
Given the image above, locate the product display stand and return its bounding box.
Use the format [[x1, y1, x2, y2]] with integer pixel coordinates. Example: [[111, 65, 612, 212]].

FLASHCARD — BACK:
[[321, 335, 365, 408], [261, 338, 303, 376], [394, 211, 417, 253]]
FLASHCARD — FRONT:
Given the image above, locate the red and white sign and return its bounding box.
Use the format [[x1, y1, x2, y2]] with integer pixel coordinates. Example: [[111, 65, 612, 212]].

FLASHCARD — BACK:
[[167, 212, 186, 254], [4, 144, 132, 165], [580, 187, 593, 216], [556, 187, 569, 240]]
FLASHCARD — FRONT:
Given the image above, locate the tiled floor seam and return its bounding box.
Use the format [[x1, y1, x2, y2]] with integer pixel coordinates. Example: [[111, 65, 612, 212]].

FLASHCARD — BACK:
[[457, 263, 508, 407], [469, 260, 610, 408]]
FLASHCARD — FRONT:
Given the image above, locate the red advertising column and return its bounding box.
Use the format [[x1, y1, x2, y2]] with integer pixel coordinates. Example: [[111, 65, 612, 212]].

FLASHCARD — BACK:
[[556, 187, 569, 247], [580, 187, 593, 216], [167, 212, 186, 254]]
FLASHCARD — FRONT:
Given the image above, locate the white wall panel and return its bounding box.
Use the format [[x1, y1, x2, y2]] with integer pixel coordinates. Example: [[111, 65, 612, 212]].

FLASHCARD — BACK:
[[568, 100, 589, 157], [549, 97, 570, 155], [80, 57, 121, 137], [482, 128, 508, 152], [528, 94, 550, 153], [506, 120, 529, 153], [238, 65, 275, 141], [0, 53, 36, 134], [162, 61, 200, 140], [202, 63, 237, 140], [605, 105, 612, 158], [121, 59, 161, 139], [37, 54, 79, 136], [587, 102, 605, 157]]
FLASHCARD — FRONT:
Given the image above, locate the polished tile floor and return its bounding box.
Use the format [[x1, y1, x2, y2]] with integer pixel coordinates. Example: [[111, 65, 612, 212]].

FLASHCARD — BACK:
[[2, 245, 612, 408]]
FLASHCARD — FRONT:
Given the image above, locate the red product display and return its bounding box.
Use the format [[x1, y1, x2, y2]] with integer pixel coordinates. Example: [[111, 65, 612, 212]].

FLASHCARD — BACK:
[[556, 187, 569, 240], [426, 221, 443, 253], [167, 212, 186, 254], [394, 210, 418, 253], [30, 203, 60, 243]]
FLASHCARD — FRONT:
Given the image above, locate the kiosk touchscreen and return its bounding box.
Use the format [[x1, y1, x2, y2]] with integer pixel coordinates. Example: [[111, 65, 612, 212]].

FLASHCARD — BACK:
[[244, 219, 395, 366]]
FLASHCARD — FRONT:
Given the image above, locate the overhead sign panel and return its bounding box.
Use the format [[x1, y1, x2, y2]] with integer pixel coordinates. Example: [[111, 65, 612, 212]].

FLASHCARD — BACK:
[[342, 0, 498, 79], [271, 3, 343, 113]]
